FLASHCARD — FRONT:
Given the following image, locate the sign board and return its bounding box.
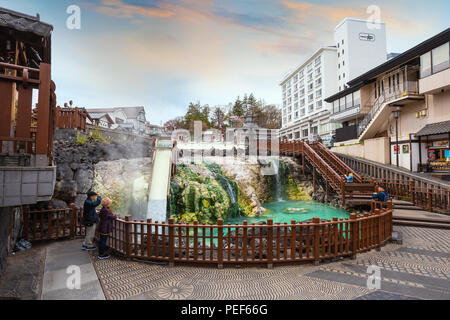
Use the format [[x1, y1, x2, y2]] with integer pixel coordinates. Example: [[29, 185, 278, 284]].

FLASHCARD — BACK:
[[359, 33, 376, 42]]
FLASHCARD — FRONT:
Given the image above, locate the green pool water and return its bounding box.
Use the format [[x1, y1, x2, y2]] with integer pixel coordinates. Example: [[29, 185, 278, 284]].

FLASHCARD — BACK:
[[227, 200, 350, 225]]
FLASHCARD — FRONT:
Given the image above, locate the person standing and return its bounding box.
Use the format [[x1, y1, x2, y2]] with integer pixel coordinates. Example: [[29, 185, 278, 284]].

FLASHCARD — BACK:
[[82, 191, 102, 251], [97, 198, 117, 260]]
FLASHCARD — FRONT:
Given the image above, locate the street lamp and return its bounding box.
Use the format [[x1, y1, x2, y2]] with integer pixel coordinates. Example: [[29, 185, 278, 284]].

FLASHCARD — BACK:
[[393, 109, 401, 167]]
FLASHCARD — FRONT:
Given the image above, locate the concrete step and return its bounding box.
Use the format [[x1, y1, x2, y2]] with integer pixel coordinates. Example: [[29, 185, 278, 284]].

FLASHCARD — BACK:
[[393, 219, 450, 229], [393, 215, 450, 224], [393, 205, 423, 211]]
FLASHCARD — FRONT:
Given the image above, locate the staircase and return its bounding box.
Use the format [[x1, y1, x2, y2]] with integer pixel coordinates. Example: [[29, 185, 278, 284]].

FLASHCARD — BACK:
[[279, 140, 375, 205], [392, 200, 450, 229]]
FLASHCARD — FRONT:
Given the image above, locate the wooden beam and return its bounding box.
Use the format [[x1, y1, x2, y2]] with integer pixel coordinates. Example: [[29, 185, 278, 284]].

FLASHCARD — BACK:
[[0, 81, 13, 138], [36, 63, 51, 158]]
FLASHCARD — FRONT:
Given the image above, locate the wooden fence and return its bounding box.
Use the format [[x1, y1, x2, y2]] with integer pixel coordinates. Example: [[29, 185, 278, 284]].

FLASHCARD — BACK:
[[23, 204, 85, 241], [23, 202, 393, 267], [0, 62, 55, 165], [55, 107, 91, 131]]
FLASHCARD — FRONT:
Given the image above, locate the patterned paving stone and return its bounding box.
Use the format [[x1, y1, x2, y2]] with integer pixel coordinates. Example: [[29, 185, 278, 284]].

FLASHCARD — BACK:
[[92, 226, 450, 300]]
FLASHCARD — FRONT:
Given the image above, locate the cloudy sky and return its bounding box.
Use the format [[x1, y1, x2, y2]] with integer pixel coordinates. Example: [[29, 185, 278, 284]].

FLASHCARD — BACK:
[[1, 0, 449, 124]]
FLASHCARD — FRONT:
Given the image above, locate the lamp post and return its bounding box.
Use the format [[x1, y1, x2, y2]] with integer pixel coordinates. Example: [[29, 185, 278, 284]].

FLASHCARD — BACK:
[[393, 109, 401, 167]]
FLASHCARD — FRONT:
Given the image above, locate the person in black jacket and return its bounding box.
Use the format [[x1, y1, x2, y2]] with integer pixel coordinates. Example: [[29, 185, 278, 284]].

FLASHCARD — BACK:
[[82, 191, 102, 251]]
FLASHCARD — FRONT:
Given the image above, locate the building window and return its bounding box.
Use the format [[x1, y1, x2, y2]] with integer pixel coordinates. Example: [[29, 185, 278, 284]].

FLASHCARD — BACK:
[[315, 56, 321, 65], [339, 97, 345, 112], [342, 60, 345, 66], [315, 78, 322, 87], [302, 129, 309, 137], [307, 73, 313, 82], [295, 111, 299, 119], [316, 100, 323, 108], [300, 99, 305, 107], [312, 126, 318, 135], [345, 93, 352, 109], [308, 83, 314, 91], [300, 108, 305, 116], [333, 100, 339, 113], [316, 89, 322, 98], [315, 68, 321, 76], [294, 102, 299, 109], [353, 91, 361, 108], [308, 94, 314, 101], [308, 104, 314, 112], [342, 39, 344, 45], [432, 42, 450, 74]]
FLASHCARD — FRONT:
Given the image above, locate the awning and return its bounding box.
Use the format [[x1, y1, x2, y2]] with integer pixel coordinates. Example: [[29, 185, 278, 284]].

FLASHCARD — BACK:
[[416, 120, 450, 137]]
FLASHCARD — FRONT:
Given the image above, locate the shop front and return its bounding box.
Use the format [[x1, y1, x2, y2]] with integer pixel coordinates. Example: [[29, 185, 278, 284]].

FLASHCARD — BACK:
[[416, 120, 450, 173]]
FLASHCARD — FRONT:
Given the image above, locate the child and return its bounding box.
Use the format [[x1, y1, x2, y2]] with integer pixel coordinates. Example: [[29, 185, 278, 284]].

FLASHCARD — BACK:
[[97, 198, 117, 260], [344, 173, 354, 183], [82, 191, 102, 251]]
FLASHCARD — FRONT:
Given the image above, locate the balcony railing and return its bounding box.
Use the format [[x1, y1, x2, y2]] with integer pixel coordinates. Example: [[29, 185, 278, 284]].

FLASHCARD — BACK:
[[357, 66, 421, 138]]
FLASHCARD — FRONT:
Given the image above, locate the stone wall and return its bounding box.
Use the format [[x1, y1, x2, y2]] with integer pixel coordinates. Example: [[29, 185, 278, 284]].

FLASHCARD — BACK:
[[51, 129, 153, 208], [0, 208, 10, 277]]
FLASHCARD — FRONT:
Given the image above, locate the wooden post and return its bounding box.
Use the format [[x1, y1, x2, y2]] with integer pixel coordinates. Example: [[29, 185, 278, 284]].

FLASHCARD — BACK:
[[377, 210, 383, 251], [290, 219, 296, 262], [217, 219, 224, 269], [350, 213, 358, 259], [69, 203, 76, 238], [124, 215, 132, 259], [341, 180, 346, 207], [23, 205, 30, 241], [36, 63, 51, 166], [301, 142, 305, 176], [428, 188, 433, 212], [312, 217, 320, 265], [168, 218, 175, 267], [193, 220, 198, 261], [146, 219, 152, 258], [267, 219, 273, 269], [16, 84, 33, 153], [410, 181, 415, 205]]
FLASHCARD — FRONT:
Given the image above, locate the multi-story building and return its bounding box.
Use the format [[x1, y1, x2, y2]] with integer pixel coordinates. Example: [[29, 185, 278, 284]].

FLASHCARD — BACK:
[[280, 17, 387, 146], [326, 28, 450, 174], [280, 47, 338, 145], [87, 106, 147, 135]]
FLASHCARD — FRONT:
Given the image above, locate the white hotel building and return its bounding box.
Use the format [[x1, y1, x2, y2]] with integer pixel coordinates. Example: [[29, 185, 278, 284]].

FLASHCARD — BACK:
[[280, 18, 387, 144]]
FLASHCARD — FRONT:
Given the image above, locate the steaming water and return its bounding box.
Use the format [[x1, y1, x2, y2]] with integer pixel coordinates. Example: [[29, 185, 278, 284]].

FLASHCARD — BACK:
[[228, 200, 349, 224], [270, 159, 283, 201], [146, 148, 172, 222]]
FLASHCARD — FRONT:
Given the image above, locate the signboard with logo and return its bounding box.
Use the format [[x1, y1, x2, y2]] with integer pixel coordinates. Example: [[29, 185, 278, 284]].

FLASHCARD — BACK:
[[359, 33, 376, 42]]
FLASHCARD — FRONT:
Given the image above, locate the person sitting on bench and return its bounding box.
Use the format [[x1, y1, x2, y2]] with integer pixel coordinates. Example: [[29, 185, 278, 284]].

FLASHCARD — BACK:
[[372, 184, 391, 208]]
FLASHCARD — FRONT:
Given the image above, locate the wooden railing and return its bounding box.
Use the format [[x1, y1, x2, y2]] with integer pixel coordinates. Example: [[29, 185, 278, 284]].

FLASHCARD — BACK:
[[23, 204, 85, 241], [55, 107, 92, 131], [374, 178, 450, 214], [0, 62, 55, 165], [310, 142, 363, 183], [108, 202, 393, 266], [23, 202, 392, 267], [279, 141, 344, 191]]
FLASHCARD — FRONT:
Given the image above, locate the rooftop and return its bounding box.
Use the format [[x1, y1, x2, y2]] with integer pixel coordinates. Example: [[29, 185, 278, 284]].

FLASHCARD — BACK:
[[325, 28, 450, 102], [0, 7, 53, 37], [87, 107, 146, 119]]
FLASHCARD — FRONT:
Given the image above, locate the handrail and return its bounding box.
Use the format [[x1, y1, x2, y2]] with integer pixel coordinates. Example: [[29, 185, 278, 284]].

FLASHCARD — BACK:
[[311, 142, 363, 183], [357, 65, 421, 138], [280, 141, 344, 191], [23, 204, 393, 267]]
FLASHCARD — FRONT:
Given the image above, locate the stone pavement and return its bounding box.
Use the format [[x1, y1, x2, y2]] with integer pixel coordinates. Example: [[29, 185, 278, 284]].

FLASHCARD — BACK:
[[92, 226, 450, 300], [0, 243, 46, 300], [41, 239, 105, 300]]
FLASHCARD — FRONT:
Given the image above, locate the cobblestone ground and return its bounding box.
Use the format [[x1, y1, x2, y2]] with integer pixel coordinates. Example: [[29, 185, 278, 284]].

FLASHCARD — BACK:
[[93, 226, 450, 300], [0, 243, 46, 300]]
